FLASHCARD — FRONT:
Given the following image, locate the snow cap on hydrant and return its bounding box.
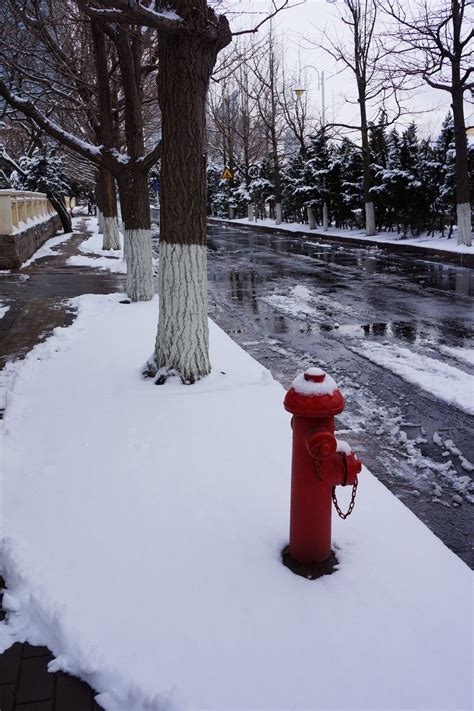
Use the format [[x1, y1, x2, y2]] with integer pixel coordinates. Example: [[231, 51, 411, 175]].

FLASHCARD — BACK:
[[284, 367, 345, 417]]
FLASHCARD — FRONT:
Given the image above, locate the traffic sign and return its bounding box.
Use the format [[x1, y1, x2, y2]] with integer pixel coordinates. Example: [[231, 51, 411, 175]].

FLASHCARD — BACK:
[[222, 167, 233, 180], [248, 164, 260, 179]]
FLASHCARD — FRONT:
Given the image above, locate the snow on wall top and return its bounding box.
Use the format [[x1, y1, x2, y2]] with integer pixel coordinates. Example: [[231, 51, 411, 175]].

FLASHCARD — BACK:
[[291, 367, 338, 396]]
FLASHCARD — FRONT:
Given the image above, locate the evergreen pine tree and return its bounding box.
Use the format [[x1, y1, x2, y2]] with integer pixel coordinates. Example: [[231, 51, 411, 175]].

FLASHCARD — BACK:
[[435, 114, 457, 237], [13, 151, 72, 233]]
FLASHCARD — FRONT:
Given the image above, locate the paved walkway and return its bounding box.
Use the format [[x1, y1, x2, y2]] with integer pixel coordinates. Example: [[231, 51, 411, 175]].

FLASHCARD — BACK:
[[0, 215, 124, 708]]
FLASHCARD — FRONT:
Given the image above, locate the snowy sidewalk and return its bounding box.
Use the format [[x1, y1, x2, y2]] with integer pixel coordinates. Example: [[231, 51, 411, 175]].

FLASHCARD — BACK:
[[0, 291, 471, 711], [209, 216, 474, 265], [0, 213, 125, 709]]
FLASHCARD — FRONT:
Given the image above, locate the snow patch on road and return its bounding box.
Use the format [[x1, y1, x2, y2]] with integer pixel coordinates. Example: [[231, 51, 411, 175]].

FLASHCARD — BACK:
[[0, 305, 10, 319], [21, 232, 72, 268], [352, 341, 474, 415], [438, 344, 474, 367], [262, 284, 316, 318], [261, 284, 353, 323]]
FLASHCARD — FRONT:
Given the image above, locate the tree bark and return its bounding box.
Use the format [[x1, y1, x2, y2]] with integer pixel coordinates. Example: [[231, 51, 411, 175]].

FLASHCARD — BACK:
[[49, 193, 72, 234], [451, 82, 472, 246], [99, 167, 120, 250], [359, 88, 376, 236], [118, 168, 154, 301], [153, 31, 219, 383]]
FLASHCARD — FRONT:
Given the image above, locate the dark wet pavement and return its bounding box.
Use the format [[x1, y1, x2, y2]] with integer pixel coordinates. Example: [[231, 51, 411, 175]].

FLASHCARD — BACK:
[[205, 224, 474, 567], [0, 226, 124, 376]]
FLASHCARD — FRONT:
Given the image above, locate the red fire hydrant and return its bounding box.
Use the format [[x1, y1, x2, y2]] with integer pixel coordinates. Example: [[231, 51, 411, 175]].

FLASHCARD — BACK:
[[282, 367, 362, 578]]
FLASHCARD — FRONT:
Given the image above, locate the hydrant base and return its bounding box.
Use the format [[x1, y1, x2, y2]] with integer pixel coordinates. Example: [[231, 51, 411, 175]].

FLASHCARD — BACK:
[[281, 546, 339, 580]]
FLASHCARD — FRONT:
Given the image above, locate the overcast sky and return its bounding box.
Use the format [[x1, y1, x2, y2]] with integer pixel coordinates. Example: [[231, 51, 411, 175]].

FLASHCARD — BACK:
[[226, 0, 472, 140]]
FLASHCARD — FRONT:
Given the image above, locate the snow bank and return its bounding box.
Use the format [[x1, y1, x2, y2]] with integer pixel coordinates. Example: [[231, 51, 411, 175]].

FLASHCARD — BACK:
[[353, 341, 474, 415], [79, 228, 124, 258], [0, 295, 471, 711], [438, 344, 474, 367], [67, 254, 127, 273]]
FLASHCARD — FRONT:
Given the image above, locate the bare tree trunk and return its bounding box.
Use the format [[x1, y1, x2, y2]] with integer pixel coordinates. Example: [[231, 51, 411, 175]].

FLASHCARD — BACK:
[[118, 168, 154, 302], [99, 167, 120, 250], [359, 92, 375, 236], [49, 193, 72, 233], [452, 85, 472, 246], [153, 31, 218, 383], [322, 202, 329, 231]]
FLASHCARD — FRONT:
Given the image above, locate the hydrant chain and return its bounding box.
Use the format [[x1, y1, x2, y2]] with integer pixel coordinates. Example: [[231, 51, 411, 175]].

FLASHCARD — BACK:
[[332, 479, 358, 520]]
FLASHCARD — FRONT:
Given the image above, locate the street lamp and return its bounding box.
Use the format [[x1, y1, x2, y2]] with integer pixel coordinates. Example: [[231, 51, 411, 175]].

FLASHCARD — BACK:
[[295, 65, 329, 231]]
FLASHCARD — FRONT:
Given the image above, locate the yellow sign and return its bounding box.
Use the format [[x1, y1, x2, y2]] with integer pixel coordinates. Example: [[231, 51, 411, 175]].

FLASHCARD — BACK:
[[223, 168, 233, 180]]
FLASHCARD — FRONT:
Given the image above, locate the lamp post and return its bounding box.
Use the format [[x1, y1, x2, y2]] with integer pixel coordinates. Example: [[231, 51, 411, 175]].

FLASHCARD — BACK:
[[295, 66, 329, 232]]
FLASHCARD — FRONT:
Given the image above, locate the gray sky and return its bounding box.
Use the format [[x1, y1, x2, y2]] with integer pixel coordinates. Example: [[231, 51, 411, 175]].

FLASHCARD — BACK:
[[226, 0, 472, 139]]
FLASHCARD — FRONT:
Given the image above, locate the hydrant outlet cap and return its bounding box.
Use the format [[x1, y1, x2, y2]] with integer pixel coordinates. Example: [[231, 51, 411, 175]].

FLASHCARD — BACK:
[[304, 371, 325, 383]]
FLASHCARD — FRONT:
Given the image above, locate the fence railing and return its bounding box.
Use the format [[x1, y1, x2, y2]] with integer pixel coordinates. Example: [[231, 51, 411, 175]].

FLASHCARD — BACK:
[[0, 190, 55, 235]]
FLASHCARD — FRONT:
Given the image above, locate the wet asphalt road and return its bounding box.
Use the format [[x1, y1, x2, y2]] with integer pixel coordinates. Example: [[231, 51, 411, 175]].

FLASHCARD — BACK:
[[205, 223, 474, 567]]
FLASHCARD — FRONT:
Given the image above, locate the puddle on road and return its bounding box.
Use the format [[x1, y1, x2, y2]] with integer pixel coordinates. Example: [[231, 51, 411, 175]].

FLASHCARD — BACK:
[[209, 225, 474, 297]]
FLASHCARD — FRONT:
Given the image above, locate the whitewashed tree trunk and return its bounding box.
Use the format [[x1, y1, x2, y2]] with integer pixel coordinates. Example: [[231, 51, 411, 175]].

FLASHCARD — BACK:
[[154, 242, 210, 383], [365, 201, 376, 236], [456, 203, 472, 246], [307, 206, 316, 230], [125, 229, 154, 301], [97, 209, 104, 233], [229, 205, 235, 219], [248, 203, 254, 222], [322, 202, 329, 231], [102, 216, 121, 250], [275, 203, 282, 225]]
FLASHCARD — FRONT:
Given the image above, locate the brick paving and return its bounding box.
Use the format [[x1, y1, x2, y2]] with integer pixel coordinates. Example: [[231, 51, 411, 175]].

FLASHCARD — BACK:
[[0, 215, 123, 708], [0, 576, 103, 710]]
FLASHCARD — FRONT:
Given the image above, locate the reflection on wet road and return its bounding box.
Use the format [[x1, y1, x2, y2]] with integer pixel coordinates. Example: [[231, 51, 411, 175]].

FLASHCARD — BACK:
[[206, 224, 474, 567]]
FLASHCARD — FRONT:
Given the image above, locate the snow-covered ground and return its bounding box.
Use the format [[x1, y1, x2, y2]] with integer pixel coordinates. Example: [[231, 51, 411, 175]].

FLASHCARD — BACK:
[[66, 218, 126, 273], [214, 216, 473, 255], [0, 294, 471, 711], [20, 230, 72, 268], [0, 304, 9, 319]]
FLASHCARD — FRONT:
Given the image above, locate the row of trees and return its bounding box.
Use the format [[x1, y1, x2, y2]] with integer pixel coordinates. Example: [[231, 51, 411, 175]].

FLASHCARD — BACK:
[[206, 0, 472, 245], [0, 0, 471, 384], [0, 0, 265, 384], [209, 115, 474, 238]]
